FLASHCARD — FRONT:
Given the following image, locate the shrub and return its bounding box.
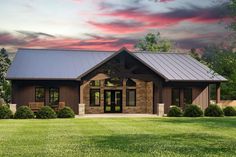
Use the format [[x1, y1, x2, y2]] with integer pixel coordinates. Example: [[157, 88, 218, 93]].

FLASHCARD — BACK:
[[204, 104, 224, 117], [57, 106, 75, 118], [167, 106, 182, 117], [36, 106, 57, 119], [0, 105, 13, 119], [14, 106, 34, 119], [223, 106, 236, 116], [183, 104, 203, 117]]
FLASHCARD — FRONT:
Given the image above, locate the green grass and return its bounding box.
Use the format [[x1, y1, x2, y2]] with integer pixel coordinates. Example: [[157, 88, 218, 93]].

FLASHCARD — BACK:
[[0, 117, 236, 157]]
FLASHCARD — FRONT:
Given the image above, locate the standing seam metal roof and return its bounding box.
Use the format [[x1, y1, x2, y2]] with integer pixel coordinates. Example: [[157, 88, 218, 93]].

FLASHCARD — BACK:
[[6, 48, 227, 82]]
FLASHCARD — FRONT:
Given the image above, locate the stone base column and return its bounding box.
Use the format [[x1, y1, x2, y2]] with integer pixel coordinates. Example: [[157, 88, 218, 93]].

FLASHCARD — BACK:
[[78, 104, 85, 116], [157, 103, 164, 117], [9, 104, 17, 114]]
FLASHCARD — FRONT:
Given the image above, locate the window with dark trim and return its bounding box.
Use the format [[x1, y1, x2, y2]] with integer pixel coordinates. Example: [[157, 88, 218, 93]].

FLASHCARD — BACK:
[[126, 89, 136, 106], [35, 87, 45, 102], [184, 88, 192, 104], [49, 87, 59, 105], [172, 88, 180, 106], [105, 77, 122, 87], [90, 89, 100, 106], [89, 80, 100, 87]]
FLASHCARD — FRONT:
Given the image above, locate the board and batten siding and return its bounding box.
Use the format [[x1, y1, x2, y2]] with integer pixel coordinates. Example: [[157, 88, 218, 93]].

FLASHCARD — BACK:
[[162, 85, 209, 113]]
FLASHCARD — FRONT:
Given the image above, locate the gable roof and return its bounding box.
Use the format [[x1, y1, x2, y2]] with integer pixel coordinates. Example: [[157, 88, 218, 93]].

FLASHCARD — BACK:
[[6, 48, 227, 82]]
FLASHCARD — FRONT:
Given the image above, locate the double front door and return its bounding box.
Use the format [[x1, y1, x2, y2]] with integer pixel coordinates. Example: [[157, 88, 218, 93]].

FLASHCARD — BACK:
[[104, 90, 122, 113]]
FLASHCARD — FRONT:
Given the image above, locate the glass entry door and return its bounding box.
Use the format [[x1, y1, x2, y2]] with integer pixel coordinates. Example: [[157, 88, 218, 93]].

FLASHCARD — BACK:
[[104, 90, 122, 113]]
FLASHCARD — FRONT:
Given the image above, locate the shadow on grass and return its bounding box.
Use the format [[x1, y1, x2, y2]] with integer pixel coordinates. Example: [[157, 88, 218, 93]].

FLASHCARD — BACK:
[[90, 133, 236, 156], [145, 117, 236, 129]]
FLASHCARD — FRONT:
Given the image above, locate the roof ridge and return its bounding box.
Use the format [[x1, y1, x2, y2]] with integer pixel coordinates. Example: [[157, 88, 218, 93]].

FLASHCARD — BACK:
[[18, 48, 115, 53], [133, 51, 187, 55]]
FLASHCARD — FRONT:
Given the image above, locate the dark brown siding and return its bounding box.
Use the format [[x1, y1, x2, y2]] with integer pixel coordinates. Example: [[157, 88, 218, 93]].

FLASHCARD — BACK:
[[11, 80, 80, 114], [162, 82, 209, 113]]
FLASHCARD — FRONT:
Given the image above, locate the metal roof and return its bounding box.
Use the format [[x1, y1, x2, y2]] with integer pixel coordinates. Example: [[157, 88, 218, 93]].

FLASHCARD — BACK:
[[6, 48, 227, 82]]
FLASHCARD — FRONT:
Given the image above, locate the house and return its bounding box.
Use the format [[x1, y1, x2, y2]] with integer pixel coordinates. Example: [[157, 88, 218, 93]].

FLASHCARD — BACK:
[[6, 47, 227, 115]]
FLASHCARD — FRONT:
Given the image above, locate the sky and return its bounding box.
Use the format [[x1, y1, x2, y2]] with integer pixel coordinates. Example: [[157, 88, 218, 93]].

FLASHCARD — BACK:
[[0, 0, 232, 53]]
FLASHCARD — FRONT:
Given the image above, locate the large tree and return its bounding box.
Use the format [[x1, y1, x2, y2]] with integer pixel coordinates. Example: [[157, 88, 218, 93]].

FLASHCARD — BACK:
[[0, 48, 11, 103], [135, 32, 173, 52], [202, 45, 236, 100]]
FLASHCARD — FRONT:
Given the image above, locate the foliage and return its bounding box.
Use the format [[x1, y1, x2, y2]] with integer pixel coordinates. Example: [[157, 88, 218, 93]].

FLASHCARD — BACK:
[[167, 106, 182, 117], [202, 46, 236, 99], [57, 106, 75, 118], [0, 48, 11, 103], [223, 106, 236, 116], [135, 32, 173, 52], [204, 104, 224, 117], [0, 105, 13, 119], [183, 104, 203, 117], [36, 106, 57, 119], [14, 106, 35, 119], [228, 0, 236, 31]]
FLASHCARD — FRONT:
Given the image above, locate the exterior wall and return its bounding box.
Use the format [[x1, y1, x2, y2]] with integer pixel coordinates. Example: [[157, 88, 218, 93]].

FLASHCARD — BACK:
[[192, 86, 209, 110], [162, 84, 209, 113], [11, 80, 79, 114], [83, 79, 153, 114]]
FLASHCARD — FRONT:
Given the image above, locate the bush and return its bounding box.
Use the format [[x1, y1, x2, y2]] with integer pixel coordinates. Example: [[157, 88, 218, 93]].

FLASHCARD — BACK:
[[36, 106, 57, 119], [204, 104, 224, 117], [57, 106, 75, 118], [183, 104, 203, 117], [0, 105, 13, 119], [167, 106, 182, 117], [14, 106, 34, 119], [223, 106, 236, 116]]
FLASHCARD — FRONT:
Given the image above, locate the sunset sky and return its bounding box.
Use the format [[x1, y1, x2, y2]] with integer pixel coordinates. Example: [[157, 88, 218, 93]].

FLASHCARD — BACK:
[[0, 0, 231, 53]]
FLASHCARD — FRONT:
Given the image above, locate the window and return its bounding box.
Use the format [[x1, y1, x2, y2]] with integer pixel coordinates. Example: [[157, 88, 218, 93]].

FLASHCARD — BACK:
[[172, 88, 180, 106], [184, 88, 192, 104], [126, 79, 136, 87], [126, 89, 136, 106], [49, 88, 59, 105], [90, 89, 100, 106], [105, 77, 122, 87], [35, 87, 45, 102], [89, 80, 100, 87]]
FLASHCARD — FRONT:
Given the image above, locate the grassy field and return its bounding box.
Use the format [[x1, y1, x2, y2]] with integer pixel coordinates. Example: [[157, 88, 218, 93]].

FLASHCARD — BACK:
[[0, 117, 236, 157]]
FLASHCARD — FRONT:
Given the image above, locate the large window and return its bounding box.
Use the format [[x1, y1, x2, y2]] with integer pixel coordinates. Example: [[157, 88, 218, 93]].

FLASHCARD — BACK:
[[184, 88, 192, 104], [49, 88, 59, 105], [105, 77, 122, 87], [35, 87, 45, 102], [126, 89, 136, 106], [90, 89, 100, 106], [172, 88, 180, 106]]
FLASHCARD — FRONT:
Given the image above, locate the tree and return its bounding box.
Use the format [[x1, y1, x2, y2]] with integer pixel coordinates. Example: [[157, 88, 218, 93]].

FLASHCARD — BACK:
[[202, 46, 236, 100], [228, 0, 236, 31], [135, 32, 173, 52], [189, 48, 201, 61], [0, 48, 11, 103]]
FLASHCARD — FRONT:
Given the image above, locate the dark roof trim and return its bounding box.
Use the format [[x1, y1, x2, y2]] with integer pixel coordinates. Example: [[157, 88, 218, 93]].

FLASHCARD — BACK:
[[7, 77, 76, 81]]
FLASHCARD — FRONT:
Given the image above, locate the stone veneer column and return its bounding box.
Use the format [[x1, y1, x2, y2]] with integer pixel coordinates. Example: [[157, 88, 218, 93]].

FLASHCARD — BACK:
[[100, 80, 105, 112], [122, 79, 127, 111]]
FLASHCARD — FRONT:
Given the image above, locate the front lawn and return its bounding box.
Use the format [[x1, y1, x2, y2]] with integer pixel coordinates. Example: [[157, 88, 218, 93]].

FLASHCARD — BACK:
[[0, 117, 236, 157]]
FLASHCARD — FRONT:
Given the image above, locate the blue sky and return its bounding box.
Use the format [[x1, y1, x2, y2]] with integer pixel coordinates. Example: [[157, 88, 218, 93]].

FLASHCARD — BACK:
[[0, 0, 231, 52]]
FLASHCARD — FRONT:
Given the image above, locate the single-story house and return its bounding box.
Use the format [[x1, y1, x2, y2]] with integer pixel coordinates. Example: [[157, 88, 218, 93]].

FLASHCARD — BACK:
[[6, 47, 227, 115]]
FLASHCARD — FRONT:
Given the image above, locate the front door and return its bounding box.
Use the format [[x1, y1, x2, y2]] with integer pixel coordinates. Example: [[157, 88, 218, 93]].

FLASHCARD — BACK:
[[104, 90, 122, 113]]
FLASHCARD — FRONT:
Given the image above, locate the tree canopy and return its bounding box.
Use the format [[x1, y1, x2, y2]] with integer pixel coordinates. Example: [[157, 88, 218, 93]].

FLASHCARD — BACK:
[[0, 48, 11, 103], [135, 32, 173, 52]]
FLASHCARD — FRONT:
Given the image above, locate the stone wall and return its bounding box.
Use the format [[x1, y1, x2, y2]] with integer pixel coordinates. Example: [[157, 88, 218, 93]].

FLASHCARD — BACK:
[[83, 79, 153, 114]]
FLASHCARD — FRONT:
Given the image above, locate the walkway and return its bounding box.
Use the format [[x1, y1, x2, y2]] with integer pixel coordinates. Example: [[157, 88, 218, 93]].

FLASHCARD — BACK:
[[75, 114, 158, 118]]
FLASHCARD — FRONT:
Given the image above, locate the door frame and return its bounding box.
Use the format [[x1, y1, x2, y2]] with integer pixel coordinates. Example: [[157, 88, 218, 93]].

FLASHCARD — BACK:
[[104, 90, 122, 113]]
